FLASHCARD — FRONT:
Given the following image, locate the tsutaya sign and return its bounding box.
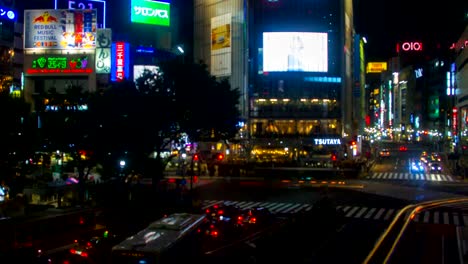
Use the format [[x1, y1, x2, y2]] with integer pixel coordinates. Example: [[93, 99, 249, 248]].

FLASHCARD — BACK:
[[314, 138, 341, 145]]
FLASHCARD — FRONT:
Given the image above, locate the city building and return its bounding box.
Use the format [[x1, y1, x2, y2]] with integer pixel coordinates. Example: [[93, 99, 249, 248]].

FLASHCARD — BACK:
[[194, 0, 357, 161]]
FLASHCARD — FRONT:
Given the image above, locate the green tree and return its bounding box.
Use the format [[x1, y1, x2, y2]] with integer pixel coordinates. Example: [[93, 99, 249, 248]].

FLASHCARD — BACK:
[[89, 59, 240, 188]]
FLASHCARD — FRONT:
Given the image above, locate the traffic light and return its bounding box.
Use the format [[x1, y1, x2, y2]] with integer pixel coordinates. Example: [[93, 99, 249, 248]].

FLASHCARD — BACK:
[[331, 154, 337, 161], [193, 154, 199, 161], [216, 153, 224, 161]]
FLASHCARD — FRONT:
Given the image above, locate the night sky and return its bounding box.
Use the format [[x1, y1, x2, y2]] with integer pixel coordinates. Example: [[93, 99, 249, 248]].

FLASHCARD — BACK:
[[354, 0, 467, 60], [16, 0, 467, 61]]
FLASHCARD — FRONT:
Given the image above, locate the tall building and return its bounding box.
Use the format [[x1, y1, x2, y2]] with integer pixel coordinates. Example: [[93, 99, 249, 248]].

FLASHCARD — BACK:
[[194, 0, 355, 156]]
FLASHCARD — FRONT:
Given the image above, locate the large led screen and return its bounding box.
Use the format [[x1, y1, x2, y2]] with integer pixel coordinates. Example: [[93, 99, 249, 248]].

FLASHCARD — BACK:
[[263, 32, 328, 72], [131, 0, 170, 26]]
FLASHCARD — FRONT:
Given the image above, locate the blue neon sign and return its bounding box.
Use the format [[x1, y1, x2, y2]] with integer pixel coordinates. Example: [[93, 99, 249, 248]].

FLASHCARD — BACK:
[[0, 7, 16, 20]]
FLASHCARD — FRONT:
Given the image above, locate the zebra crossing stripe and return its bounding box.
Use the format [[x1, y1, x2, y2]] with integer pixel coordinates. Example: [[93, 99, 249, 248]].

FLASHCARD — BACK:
[[434, 211, 440, 224], [374, 208, 385, 220], [345, 207, 359, 218], [384, 209, 395, 221], [292, 204, 310, 213], [371, 172, 454, 182], [364, 208, 377, 219], [281, 203, 303, 213], [200, 200, 467, 226], [354, 207, 368, 218], [423, 211, 430, 223], [273, 203, 294, 213], [444, 212, 450, 224], [453, 212, 460, 226]]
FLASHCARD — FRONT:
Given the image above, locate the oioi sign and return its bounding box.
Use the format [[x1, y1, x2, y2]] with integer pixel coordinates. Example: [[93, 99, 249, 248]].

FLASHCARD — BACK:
[[131, 0, 170, 26]]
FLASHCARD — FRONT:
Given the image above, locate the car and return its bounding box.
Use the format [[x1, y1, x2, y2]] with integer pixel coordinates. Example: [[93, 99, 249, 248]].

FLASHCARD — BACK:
[[237, 206, 273, 227], [429, 162, 442, 173], [379, 149, 390, 157], [410, 161, 425, 173]]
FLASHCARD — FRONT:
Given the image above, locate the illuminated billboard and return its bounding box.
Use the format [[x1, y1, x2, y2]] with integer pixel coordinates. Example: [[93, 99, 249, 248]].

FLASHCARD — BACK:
[[210, 13, 231, 76], [24, 9, 97, 50], [95, 28, 112, 74], [366, 62, 387, 73], [263, 32, 328, 72], [111, 42, 130, 82], [55, 0, 106, 28], [133, 65, 159, 82], [131, 0, 170, 26], [26, 55, 93, 74]]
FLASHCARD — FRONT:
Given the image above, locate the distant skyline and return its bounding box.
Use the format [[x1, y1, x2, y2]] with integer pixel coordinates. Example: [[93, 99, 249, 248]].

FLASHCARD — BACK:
[[354, 0, 467, 60]]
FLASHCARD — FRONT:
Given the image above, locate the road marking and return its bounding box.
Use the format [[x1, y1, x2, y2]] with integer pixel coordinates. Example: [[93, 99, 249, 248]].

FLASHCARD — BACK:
[[364, 208, 377, 219]]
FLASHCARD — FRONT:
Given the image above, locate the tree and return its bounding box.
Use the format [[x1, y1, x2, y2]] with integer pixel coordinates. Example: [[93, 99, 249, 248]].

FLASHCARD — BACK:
[[89, 59, 241, 188], [0, 88, 33, 176]]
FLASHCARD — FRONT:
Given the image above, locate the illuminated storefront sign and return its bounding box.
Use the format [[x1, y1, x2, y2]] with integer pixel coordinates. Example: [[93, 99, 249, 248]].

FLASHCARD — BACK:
[[95, 28, 111, 74], [111, 42, 130, 82], [397, 41, 423, 52], [453, 107, 458, 135], [55, 0, 106, 28], [24, 9, 97, 49], [314, 138, 341, 145], [366, 62, 387, 73], [27, 56, 93, 74], [0, 6, 15, 20], [131, 0, 170, 26]]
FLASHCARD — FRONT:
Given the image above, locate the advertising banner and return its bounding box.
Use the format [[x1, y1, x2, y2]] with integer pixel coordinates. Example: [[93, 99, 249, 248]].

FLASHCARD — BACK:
[[131, 0, 170, 26], [111, 42, 130, 82], [24, 9, 97, 50], [210, 13, 231, 77], [55, 0, 106, 28], [366, 62, 387, 73], [26, 54, 93, 75], [95, 28, 111, 74]]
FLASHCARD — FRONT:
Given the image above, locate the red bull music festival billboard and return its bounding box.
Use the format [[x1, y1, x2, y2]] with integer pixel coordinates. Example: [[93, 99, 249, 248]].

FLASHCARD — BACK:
[[24, 9, 97, 50]]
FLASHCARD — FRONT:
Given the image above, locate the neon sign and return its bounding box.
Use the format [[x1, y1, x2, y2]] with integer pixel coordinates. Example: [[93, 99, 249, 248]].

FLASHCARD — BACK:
[[55, 0, 106, 28], [111, 42, 130, 82], [27, 56, 92, 74], [131, 0, 170, 26], [115, 42, 125, 81], [0, 7, 16, 20], [398, 42, 423, 52]]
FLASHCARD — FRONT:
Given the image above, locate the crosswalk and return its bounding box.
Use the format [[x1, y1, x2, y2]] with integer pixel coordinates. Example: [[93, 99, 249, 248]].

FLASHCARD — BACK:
[[202, 200, 468, 226], [367, 172, 456, 182]]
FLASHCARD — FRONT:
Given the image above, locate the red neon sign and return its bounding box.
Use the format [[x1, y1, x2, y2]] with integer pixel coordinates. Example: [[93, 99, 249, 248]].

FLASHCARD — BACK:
[[399, 42, 423, 52], [116, 42, 125, 82], [453, 107, 458, 134]]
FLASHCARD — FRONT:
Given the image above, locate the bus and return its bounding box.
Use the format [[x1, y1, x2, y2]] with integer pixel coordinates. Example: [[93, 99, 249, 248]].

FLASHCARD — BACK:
[[111, 213, 207, 264]]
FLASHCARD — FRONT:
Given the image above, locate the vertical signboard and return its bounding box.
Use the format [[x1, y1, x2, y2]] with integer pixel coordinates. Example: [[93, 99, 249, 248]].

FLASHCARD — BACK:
[[210, 13, 231, 77], [95, 28, 111, 73], [131, 0, 170, 26], [111, 42, 129, 82], [24, 9, 97, 49], [55, 0, 106, 28]]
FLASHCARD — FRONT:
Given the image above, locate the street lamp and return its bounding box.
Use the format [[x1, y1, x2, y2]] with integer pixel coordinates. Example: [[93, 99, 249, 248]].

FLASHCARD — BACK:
[[119, 160, 126, 177]]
